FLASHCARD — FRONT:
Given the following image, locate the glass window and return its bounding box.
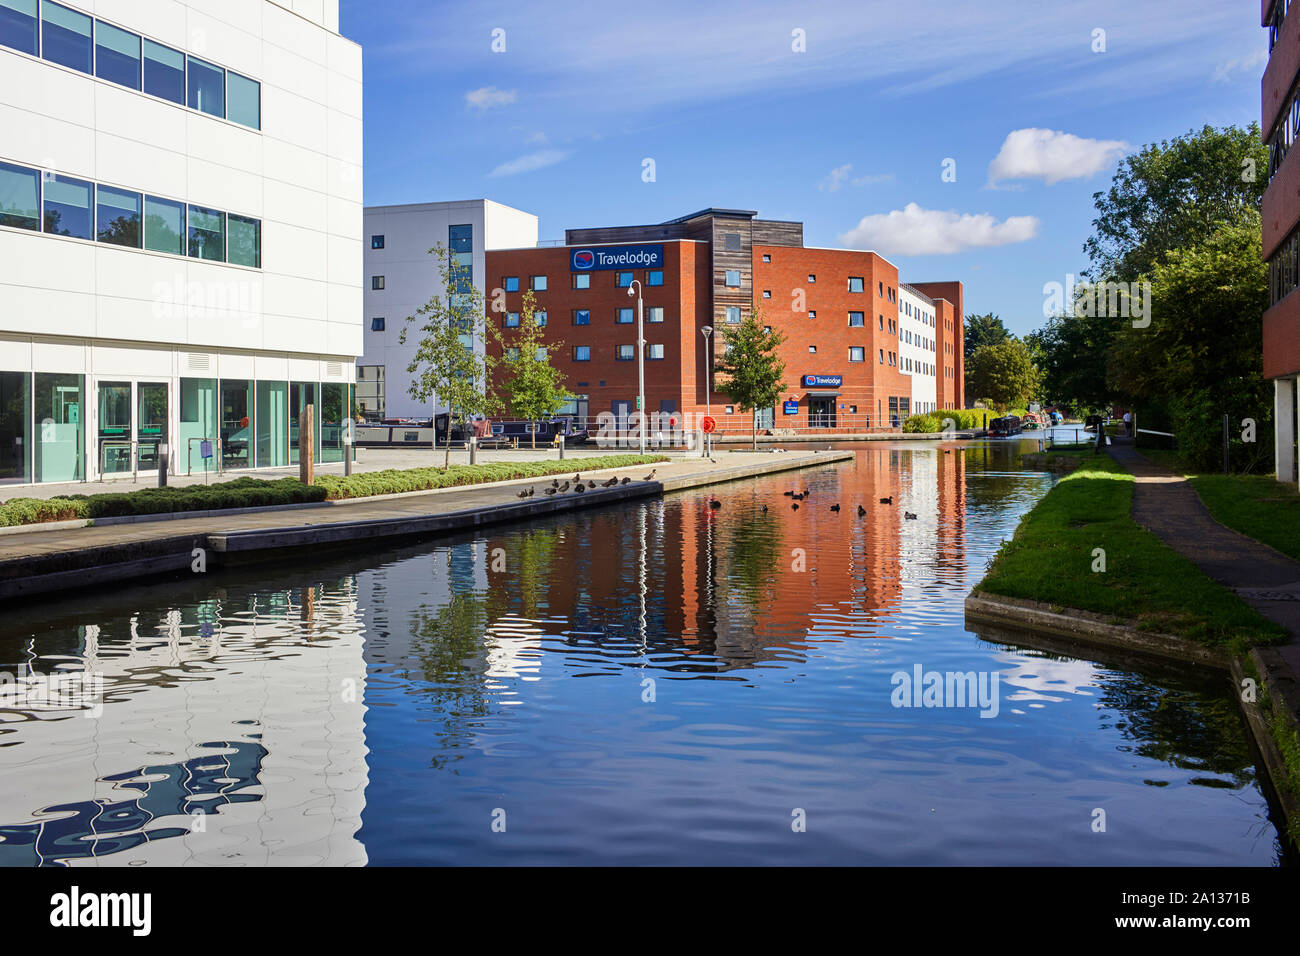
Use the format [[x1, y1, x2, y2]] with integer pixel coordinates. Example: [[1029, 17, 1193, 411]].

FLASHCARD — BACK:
[[187, 55, 225, 118], [254, 380, 288, 468], [504, 276, 519, 292], [850, 347, 864, 362], [449, 223, 472, 253], [531, 275, 547, 291], [762, 254, 770, 262], [648, 270, 663, 286], [808, 274, 816, 283], [648, 307, 664, 323], [809, 310, 816, 319], [43, 174, 93, 239], [187, 204, 225, 261], [0, 159, 40, 230], [535, 311, 547, 326], [321, 382, 344, 463], [219, 379, 252, 470], [371, 275, 384, 290], [849, 311, 864, 327], [617, 308, 633, 324], [227, 214, 260, 267], [95, 20, 140, 89], [616, 271, 632, 288], [227, 71, 260, 129], [617, 345, 635, 360], [0, 0, 38, 56], [144, 195, 184, 255], [42, 1, 91, 74], [573, 346, 590, 361], [723, 233, 741, 252], [371, 234, 385, 249], [573, 273, 590, 289], [505, 312, 519, 327], [96, 184, 141, 247], [647, 344, 665, 360], [34, 372, 83, 482], [0, 370, 31, 484], [725, 306, 740, 324], [371, 317, 385, 331], [724, 270, 740, 287], [505, 347, 520, 361], [573, 309, 589, 325], [142, 39, 185, 104]]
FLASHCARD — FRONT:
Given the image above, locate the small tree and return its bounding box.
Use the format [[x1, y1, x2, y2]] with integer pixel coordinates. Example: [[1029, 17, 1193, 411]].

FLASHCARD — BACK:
[[501, 289, 573, 447], [714, 306, 788, 449], [400, 243, 501, 468], [967, 339, 1041, 413]]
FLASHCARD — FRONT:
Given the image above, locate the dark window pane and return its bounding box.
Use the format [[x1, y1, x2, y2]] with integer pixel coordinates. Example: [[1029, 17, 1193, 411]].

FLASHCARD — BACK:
[[227, 214, 260, 267], [43, 174, 93, 239], [142, 39, 184, 104], [449, 224, 472, 254], [0, 159, 40, 230], [96, 184, 141, 247], [41, 1, 91, 74], [144, 195, 184, 255], [187, 56, 224, 117], [0, 0, 38, 56], [188, 205, 225, 260], [95, 20, 140, 89], [227, 70, 260, 129]]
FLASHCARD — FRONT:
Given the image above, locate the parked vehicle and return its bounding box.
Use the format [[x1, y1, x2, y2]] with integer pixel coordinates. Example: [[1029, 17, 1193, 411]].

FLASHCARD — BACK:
[[989, 415, 1022, 437]]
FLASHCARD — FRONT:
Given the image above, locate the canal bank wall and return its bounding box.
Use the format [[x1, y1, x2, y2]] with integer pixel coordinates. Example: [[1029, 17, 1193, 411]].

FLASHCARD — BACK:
[[0, 450, 855, 602]]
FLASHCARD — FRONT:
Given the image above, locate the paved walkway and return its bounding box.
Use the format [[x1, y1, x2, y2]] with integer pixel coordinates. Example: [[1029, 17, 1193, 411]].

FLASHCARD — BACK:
[[1108, 439, 1300, 674]]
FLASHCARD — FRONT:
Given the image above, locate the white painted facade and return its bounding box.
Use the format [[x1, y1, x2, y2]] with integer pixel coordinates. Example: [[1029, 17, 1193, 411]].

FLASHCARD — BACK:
[[0, 0, 362, 484], [360, 199, 538, 420], [899, 284, 937, 414]]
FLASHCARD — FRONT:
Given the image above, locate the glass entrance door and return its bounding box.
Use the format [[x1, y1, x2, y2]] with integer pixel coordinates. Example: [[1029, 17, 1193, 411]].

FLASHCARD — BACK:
[[137, 382, 168, 472], [97, 381, 132, 474], [810, 397, 837, 428]]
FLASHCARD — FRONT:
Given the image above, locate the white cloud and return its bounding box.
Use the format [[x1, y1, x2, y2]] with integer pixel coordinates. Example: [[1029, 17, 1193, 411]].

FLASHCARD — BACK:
[[987, 128, 1128, 186], [839, 202, 1039, 256], [488, 149, 570, 177], [525, 131, 549, 145], [1214, 49, 1267, 83], [820, 163, 894, 191], [465, 86, 518, 110]]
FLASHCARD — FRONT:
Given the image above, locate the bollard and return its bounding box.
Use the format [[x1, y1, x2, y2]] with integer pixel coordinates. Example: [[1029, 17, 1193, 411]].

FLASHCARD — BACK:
[[158, 442, 168, 487], [299, 405, 314, 485], [557, 436, 565, 460], [469, 435, 477, 465]]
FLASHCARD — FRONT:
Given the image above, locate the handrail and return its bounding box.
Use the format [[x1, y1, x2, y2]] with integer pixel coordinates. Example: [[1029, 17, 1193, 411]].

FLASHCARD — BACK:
[[99, 439, 137, 480], [186, 436, 221, 476]]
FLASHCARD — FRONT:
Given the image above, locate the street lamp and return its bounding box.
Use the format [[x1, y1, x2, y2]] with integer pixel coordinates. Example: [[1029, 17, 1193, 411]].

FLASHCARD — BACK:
[[700, 325, 713, 458], [627, 280, 646, 454]]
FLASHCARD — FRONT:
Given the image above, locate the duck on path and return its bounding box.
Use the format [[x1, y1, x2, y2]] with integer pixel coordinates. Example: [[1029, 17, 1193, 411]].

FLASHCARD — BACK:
[[879, 496, 893, 505]]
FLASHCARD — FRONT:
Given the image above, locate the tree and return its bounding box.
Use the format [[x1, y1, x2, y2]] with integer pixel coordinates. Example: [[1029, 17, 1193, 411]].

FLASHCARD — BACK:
[[966, 340, 1041, 413], [1032, 309, 1125, 412], [714, 306, 787, 449], [500, 288, 572, 448], [1084, 124, 1266, 283], [964, 313, 1011, 365], [400, 243, 501, 468]]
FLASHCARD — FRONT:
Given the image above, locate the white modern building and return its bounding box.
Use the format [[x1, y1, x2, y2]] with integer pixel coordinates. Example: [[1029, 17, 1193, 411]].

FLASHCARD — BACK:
[[360, 199, 537, 420], [0, 0, 362, 485], [899, 284, 938, 415]]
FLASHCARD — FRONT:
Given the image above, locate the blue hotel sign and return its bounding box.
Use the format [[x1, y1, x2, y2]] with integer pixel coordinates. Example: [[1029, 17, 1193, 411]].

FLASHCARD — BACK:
[[783, 400, 800, 415], [571, 244, 664, 271], [803, 374, 843, 388]]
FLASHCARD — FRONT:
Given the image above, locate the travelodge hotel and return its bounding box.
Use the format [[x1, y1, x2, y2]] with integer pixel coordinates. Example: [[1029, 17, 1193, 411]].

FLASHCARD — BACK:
[[485, 207, 963, 435]]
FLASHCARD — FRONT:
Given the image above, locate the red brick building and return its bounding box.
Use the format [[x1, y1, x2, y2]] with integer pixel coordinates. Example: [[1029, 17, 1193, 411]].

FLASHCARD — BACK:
[[486, 208, 963, 436], [1265, 0, 1300, 481]]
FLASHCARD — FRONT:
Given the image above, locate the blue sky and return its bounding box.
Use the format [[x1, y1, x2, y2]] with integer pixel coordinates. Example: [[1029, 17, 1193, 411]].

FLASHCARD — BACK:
[[340, 0, 1263, 337]]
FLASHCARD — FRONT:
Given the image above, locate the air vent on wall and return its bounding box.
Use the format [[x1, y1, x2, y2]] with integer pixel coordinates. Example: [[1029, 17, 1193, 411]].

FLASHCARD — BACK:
[[188, 353, 212, 371], [327, 362, 343, 377]]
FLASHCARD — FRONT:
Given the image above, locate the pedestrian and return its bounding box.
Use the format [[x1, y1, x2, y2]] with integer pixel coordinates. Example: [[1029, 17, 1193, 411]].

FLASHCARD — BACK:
[[1122, 410, 1131, 437]]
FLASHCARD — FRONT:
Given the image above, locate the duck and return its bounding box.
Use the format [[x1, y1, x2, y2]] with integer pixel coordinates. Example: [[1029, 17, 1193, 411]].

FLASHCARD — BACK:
[[879, 496, 893, 505], [558, 481, 570, 492], [761, 504, 768, 513], [621, 477, 631, 485], [857, 504, 867, 517], [642, 469, 657, 481], [602, 477, 619, 488], [708, 497, 722, 509], [573, 473, 582, 483], [791, 502, 800, 511], [551, 478, 561, 487], [904, 511, 917, 520], [544, 487, 558, 496], [573, 483, 585, 493], [830, 504, 840, 512], [783, 490, 796, 497], [516, 488, 531, 499]]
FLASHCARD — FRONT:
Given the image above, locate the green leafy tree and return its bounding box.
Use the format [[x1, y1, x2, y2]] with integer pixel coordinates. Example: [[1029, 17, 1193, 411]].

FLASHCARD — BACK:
[[714, 306, 788, 449], [400, 243, 501, 468], [966, 340, 1041, 413], [1084, 124, 1266, 283], [500, 288, 572, 448], [1032, 309, 1125, 412], [964, 313, 1011, 365]]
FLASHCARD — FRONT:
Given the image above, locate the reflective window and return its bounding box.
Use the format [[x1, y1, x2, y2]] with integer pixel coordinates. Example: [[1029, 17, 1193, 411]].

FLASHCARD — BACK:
[[647, 344, 665, 360], [43, 174, 93, 239], [371, 275, 384, 290], [449, 223, 472, 253], [573, 273, 590, 289], [616, 271, 632, 287], [504, 276, 519, 292], [371, 317, 385, 331], [42, 2, 91, 74], [573, 310, 589, 325], [95, 20, 140, 89], [0, 159, 40, 230], [648, 270, 663, 286], [849, 311, 864, 327], [572, 346, 590, 362], [96, 184, 141, 247], [648, 307, 664, 323], [725, 306, 741, 324], [187, 204, 225, 261], [371, 234, 384, 249], [0, 0, 38, 56], [227, 71, 260, 129], [617, 345, 635, 360], [227, 213, 260, 267], [724, 270, 740, 287], [144, 195, 184, 255], [143, 39, 185, 104], [531, 275, 547, 291], [617, 308, 633, 324], [505, 312, 519, 327], [535, 311, 547, 326], [187, 56, 225, 118]]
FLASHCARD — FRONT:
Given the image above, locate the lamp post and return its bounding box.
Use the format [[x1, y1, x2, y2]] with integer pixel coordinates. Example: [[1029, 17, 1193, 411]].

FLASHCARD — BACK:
[[628, 279, 646, 454], [700, 325, 713, 458]]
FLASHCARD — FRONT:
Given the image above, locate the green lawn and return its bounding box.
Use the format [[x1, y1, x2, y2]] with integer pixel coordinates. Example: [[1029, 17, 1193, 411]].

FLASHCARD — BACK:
[[976, 455, 1286, 651]]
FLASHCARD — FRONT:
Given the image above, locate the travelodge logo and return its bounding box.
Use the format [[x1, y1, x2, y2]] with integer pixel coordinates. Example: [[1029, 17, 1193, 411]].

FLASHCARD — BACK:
[[570, 243, 664, 271], [803, 374, 843, 388], [573, 249, 596, 270]]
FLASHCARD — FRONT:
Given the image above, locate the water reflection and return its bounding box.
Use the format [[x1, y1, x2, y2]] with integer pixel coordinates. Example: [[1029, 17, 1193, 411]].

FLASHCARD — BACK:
[[0, 439, 1287, 866]]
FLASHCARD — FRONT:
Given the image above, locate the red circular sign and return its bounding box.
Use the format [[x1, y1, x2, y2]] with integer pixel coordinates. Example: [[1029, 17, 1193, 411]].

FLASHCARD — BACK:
[[701, 416, 716, 434]]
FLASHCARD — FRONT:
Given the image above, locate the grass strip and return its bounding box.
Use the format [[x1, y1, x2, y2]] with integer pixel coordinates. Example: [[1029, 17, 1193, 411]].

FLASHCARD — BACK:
[[975, 454, 1286, 652], [0, 454, 669, 528]]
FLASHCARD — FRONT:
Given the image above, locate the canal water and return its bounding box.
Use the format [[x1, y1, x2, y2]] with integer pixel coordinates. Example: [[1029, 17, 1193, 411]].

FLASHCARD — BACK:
[[0, 437, 1287, 865]]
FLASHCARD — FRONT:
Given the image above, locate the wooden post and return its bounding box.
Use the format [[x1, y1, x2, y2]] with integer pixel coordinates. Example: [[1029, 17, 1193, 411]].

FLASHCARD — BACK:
[[299, 404, 314, 485]]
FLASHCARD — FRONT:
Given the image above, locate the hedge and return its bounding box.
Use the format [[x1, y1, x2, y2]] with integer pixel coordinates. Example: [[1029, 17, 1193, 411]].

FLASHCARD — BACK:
[[0, 454, 668, 528], [902, 408, 989, 433]]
